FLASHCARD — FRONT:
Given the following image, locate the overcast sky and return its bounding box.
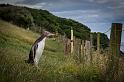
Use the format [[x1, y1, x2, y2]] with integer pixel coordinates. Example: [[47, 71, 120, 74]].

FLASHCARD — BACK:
[[0, 0, 124, 51]]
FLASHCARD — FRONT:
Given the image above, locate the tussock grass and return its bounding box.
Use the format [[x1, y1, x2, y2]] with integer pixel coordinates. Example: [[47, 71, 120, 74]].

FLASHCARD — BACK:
[[0, 20, 101, 82]]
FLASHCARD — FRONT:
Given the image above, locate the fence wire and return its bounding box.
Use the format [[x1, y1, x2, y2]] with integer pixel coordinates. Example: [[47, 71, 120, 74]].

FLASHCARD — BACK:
[[55, 25, 124, 82], [56, 26, 124, 55]]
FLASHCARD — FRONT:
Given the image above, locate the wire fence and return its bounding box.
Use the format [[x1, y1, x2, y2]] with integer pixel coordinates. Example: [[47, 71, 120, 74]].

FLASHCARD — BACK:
[[55, 27, 123, 71], [53, 23, 124, 81], [56, 26, 124, 57]]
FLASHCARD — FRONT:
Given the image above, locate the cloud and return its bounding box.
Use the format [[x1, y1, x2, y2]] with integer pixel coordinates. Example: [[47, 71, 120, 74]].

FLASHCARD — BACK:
[[52, 8, 124, 23], [88, 0, 109, 4], [52, 10, 101, 22], [107, 3, 124, 9], [0, 0, 24, 4], [0, 0, 124, 23], [17, 0, 43, 5], [108, 6, 124, 9]]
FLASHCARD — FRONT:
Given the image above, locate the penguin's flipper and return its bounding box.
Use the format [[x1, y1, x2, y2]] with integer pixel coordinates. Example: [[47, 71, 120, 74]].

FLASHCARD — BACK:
[[27, 44, 38, 65], [33, 44, 38, 58], [27, 47, 35, 64]]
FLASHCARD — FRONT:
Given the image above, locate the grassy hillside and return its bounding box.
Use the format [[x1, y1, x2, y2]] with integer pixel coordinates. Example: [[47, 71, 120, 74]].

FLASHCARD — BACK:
[[0, 20, 102, 82]]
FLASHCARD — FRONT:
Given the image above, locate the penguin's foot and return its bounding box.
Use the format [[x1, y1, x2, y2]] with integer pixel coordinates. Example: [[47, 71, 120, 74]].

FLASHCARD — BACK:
[[24, 60, 28, 63], [25, 59, 35, 66]]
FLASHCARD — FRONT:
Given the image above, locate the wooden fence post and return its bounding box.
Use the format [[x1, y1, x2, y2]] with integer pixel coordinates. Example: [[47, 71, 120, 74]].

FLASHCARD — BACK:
[[78, 39, 81, 63], [97, 32, 100, 54], [81, 40, 85, 64], [84, 40, 91, 65], [106, 23, 122, 82], [90, 33, 93, 64], [55, 30, 58, 41], [64, 38, 70, 56], [71, 27, 74, 54], [80, 40, 83, 63]]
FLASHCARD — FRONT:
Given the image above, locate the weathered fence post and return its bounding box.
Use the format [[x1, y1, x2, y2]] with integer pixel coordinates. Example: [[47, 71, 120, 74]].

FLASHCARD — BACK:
[[97, 32, 100, 54], [81, 40, 85, 64], [55, 30, 58, 41], [64, 38, 70, 56], [107, 23, 122, 82], [78, 39, 82, 63], [84, 40, 91, 65], [80, 40, 83, 63], [90, 33, 93, 64], [71, 27, 74, 54]]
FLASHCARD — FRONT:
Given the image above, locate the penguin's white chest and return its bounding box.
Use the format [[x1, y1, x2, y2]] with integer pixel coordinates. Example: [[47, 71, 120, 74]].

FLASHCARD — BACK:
[[34, 38, 46, 64], [37, 40, 45, 53]]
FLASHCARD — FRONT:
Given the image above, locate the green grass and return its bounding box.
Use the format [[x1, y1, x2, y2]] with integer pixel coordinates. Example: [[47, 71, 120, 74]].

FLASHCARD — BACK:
[[0, 20, 101, 82]]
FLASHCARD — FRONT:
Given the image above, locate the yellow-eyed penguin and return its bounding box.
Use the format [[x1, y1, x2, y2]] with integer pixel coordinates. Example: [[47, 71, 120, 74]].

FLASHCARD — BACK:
[[27, 31, 54, 67]]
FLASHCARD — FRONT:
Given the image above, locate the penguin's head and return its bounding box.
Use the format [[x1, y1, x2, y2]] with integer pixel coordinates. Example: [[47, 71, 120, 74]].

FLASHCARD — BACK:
[[43, 31, 55, 37]]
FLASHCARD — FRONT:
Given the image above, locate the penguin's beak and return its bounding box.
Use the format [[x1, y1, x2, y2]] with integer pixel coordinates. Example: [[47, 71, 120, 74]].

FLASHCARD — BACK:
[[51, 33, 55, 36], [43, 31, 55, 37], [48, 33, 55, 36]]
